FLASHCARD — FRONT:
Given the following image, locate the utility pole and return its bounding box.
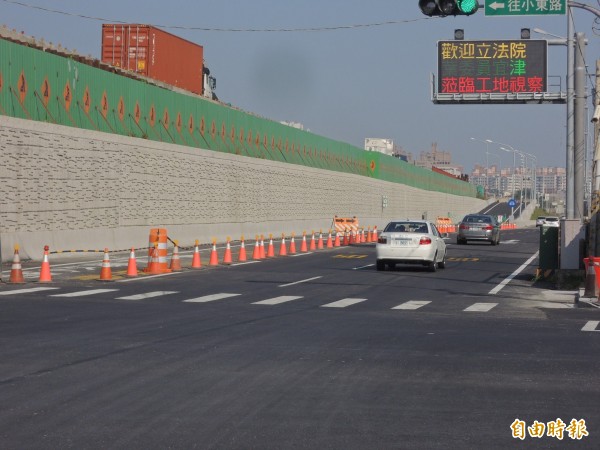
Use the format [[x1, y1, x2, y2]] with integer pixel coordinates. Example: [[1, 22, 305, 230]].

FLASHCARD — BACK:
[[574, 32, 587, 218]]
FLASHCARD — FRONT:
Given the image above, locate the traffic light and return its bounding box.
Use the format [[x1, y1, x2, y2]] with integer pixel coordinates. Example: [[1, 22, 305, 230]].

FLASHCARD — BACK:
[[419, 0, 479, 16]]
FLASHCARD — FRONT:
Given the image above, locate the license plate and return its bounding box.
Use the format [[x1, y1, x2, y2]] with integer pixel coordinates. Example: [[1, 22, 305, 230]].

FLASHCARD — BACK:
[[393, 239, 411, 246]]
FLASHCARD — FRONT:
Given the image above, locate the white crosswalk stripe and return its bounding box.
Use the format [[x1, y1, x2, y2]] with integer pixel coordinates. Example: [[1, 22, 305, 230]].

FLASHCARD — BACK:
[[321, 298, 367, 308], [0, 287, 60, 296], [116, 291, 179, 301], [464, 303, 498, 312], [183, 293, 241, 303], [252, 296, 303, 305], [50, 289, 119, 298], [392, 301, 432, 310]]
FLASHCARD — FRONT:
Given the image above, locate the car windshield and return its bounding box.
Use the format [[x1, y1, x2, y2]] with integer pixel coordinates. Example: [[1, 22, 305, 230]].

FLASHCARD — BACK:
[[463, 216, 492, 224], [384, 222, 429, 233]]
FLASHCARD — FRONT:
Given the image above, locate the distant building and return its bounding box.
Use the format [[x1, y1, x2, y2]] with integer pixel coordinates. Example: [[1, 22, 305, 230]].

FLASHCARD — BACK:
[[364, 138, 412, 161], [415, 142, 463, 175], [281, 121, 306, 131]]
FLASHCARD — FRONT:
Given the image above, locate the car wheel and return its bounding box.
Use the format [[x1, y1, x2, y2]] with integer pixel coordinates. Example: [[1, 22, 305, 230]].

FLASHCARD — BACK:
[[376, 260, 385, 271], [438, 252, 446, 269], [428, 257, 438, 272]]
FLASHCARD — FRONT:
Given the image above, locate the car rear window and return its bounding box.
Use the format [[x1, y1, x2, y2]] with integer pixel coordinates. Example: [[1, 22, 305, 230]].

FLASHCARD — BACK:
[[384, 222, 429, 233], [464, 216, 492, 224], [546, 217, 558, 222]]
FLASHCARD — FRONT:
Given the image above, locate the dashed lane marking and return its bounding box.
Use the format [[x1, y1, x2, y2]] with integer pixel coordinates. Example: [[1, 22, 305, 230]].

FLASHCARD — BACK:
[[279, 276, 322, 288], [321, 298, 367, 308], [333, 254, 368, 259], [0, 287, 60, 296], [392, 301, 432, 310], [581, 321, 600, 332], [116, 291, 179, 301], [464, 302, 498, 312], [252, 296, 303, 305], [183, 293, 241, 303], [50, 289, 119, 298]]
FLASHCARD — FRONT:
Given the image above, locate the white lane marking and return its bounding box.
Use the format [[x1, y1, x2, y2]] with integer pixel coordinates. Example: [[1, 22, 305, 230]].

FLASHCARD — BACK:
[[231, 261, 260, 266], [581, 321, 600, 332], [290, 252, 314, 257], [116, 291, 179, 301], [183, 293, 241, 303], [279, 276, 322, 287], [464, 302, 498, 312], [0, 287, 60, 296], [50, 289, 119, 298], [252, 296, 303, 305], [321, 298, 367, 308], [488, 251, 539, 295], [353, 264, 375, 270], [392, 301, 432, 310]]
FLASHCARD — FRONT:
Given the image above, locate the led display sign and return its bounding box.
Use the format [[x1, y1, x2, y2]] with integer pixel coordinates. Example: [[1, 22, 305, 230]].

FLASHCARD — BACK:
[[437, 40, 547, 95]]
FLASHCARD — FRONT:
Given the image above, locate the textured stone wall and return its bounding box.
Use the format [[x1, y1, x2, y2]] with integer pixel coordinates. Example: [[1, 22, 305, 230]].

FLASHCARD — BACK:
[[0, 116, 486, 260]]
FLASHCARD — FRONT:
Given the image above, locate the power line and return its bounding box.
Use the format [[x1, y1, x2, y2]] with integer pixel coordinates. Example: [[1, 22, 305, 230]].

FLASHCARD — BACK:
[[0, 0, 438, 32]]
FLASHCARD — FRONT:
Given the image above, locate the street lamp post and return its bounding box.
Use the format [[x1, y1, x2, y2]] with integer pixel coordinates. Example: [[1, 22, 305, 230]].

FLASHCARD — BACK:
[[470, 137, 490, 193]]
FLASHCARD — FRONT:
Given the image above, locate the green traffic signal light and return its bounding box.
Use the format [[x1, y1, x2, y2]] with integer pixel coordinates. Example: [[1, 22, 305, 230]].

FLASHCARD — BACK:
[[419, 0, 479, 16], [456, 0, 478, 15]]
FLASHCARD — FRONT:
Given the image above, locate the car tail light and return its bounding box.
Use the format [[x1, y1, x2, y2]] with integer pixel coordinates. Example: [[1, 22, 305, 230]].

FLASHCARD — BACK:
[[378, 236, 387, 244], [483, 225, 494, 231], [459, 224, 469, 230], [419, 237, 432, 245]]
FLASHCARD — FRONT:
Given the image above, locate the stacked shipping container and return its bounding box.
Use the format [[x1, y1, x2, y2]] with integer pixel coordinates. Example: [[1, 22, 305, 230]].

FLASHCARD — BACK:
[[101, 24, 204, 95]]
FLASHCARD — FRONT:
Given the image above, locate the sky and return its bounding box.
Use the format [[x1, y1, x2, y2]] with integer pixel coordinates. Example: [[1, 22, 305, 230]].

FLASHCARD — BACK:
[[1, 0, 599, 173]]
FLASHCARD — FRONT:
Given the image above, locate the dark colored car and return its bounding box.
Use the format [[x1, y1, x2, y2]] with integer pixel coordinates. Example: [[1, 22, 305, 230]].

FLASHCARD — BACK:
[[457, 214, 500, 245]]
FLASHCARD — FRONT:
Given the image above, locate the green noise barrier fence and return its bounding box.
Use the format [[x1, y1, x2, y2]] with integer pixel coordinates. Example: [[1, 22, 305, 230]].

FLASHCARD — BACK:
[[0, 36, 478, 198]]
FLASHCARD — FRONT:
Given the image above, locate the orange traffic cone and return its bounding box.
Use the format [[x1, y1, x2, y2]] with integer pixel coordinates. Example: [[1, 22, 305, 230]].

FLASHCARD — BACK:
[[39, 245, 52, 283], [209, 240, 219, 266], [289, 234, 297, 254], [301, 232, 308, 252], [326, 231, 333, 248], [361, 230, 366, 243], [238, 236, 248, 262], [343, 231, 349, 246], [309, 232, 317, 251], [98, 248, 112, 281], [223, 238, 233, 265], [252, 235, 261, 260], [279, 234, 288, 256], [317, 231, 324, 250], [267, 236, 275, 258], [126, 247, 138, 277], [334, 232, 340, 247], [372, 226, 378, 241], [170, 241, 182, 271], [191, 240, 202, 269], [9, 245, 25, 284], [146, 244, 162, 274], [259, 236, 266, 259], [367, 227, 372, 243]]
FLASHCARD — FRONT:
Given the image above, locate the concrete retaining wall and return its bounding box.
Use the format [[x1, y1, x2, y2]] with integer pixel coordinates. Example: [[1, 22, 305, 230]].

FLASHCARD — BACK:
[[0, 116, 486, 261]]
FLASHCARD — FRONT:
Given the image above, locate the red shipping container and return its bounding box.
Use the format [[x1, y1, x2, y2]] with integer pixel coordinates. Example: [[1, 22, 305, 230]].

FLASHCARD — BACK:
[[101, 24, 203, 95]]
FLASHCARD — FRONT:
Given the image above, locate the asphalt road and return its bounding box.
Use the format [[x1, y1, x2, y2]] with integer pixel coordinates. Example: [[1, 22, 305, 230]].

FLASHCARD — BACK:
[[0, 228, 599, 449]]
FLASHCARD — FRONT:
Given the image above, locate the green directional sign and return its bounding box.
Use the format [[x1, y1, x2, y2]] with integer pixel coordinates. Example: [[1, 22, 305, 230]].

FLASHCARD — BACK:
[[485, 0, 566, 16]]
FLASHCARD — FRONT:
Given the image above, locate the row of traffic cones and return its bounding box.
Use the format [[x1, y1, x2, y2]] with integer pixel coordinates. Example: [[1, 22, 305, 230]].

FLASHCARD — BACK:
[[3, 228, 379, 283]]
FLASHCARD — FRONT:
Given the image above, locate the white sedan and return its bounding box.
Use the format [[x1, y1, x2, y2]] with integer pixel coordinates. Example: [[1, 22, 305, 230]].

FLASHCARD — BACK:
[[376, 220, 447, 272]]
